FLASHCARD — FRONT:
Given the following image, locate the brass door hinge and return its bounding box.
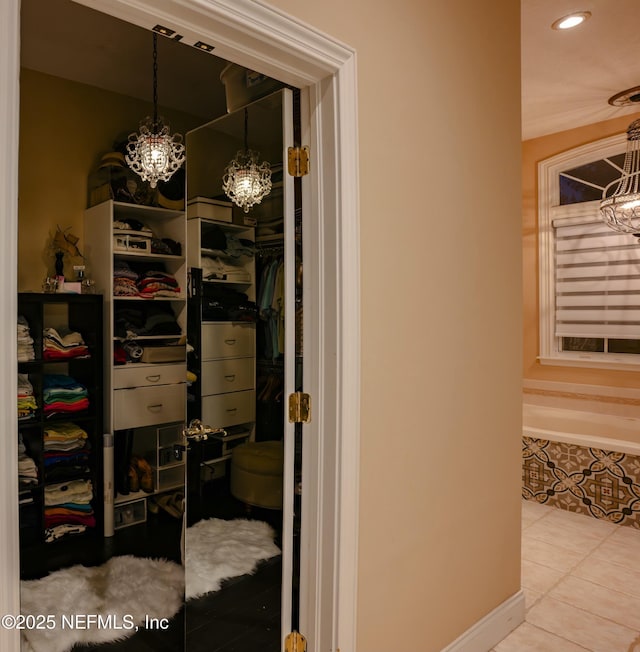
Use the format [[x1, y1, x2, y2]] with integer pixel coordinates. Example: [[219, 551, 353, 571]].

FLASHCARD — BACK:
[[287, 146, 310, 177], [284, 631, 307, 652], [288, 392, 311, 423]]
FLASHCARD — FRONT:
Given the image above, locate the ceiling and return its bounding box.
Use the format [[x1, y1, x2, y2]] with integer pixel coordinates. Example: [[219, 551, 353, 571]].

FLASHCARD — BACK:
[[20, 0, 231, 123], [522, 0, 640, 140], [20, 0, 640, 142]]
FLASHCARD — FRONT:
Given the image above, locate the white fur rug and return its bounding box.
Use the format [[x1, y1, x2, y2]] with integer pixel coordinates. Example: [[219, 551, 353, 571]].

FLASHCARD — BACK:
[[20, 555, 184, 652], [20, 519, 280, 652], [185, 518, 280, 600]]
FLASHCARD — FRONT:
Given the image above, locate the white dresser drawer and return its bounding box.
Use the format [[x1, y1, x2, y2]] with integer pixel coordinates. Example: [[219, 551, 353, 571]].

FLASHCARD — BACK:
[[114, 384, 186, 430], [201, 358, 255, 396], [202, 390, 255, 428], [201, 322, 255, 360], [113, 363, 186, 389]]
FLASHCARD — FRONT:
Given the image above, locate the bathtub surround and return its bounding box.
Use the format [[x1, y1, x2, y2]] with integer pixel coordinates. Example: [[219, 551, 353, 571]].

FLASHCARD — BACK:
[[523, 437, 640, 529]]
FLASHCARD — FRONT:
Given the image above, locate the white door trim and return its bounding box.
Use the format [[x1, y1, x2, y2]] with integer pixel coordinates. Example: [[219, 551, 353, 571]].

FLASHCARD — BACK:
[[1, 1, 360, 651]]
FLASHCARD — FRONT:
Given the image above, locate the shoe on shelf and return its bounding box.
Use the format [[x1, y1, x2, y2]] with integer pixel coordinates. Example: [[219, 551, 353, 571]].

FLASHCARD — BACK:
[[131, 455, 154, 493], [155, 493, 182, 519], [127, 463, 140, 493]]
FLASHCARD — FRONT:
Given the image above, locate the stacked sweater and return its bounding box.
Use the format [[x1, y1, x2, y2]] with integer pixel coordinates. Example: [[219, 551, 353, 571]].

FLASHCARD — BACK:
[[17, 316, 35, 362], [201, 256, 251, 282], [18, 373, 37, 421], [18, 433, 38, 487], [44, 478, 95, 541], [137, 269, 181, 298], [42, 374, 89, 417], [43, 423, 90, 482], [114, 302, 181, 339], [43, 327, 90, 360], [113, 260, 181, 298], [113, 260, 139, 297]]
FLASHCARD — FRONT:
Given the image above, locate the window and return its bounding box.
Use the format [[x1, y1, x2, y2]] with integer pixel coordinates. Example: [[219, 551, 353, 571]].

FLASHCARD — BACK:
[[538, 131, 640, 370]]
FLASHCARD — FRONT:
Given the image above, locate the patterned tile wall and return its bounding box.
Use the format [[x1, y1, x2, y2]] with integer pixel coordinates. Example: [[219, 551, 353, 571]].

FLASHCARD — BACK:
[[522, 437, 640, 529]]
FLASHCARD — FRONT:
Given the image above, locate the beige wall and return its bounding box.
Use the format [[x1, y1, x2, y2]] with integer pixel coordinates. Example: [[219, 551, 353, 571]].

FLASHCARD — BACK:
[[522, 111, 640, 391], [19, 1, 523, 649], [18, 68, 202, 291], [265, 1, 522, 650]]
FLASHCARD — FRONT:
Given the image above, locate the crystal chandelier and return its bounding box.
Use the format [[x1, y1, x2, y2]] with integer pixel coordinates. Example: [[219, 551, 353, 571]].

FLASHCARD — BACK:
[[600, 118, 640, 237], [222, 108, 272, 213], [126, 33, 185, 189]]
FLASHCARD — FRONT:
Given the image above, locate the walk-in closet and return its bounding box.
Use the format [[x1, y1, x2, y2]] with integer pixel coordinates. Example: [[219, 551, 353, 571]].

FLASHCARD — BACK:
[[16, 0, 300, 650]]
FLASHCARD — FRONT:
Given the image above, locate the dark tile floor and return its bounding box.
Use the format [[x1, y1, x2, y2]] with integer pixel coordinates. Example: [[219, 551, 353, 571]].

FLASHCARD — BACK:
[[21, 477, 283, 651]]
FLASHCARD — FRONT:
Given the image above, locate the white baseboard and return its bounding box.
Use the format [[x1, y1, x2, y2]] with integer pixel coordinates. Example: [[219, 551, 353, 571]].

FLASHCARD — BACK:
[[440, 590, 525, 652]]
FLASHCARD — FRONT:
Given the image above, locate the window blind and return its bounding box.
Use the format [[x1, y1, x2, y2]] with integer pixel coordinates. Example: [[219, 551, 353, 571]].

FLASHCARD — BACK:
[[554, 217, 640, 339]]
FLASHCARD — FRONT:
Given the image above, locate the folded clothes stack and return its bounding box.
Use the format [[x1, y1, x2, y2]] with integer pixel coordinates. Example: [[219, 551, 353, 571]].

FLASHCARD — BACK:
[[18, 373, 37, 421], [137, 269, 181, 298], [43, 422, 90, 482], [201, 256, 251, 282], [43, 327, 90, 361], [17, 315, 35, 362], [42, 374, 89, 417], [113, 260, 140, 297], [18, 433, 38, 488], [44, 478, 95, 541], [114, 302, 181, 339], [113, 260, 181, 298]]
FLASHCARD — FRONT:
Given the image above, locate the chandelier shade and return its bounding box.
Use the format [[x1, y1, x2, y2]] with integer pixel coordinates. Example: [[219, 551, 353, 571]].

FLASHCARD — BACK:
[[600, 119, 640, 237], [222, 109, 272, 213], [126, 33, 185, 189]]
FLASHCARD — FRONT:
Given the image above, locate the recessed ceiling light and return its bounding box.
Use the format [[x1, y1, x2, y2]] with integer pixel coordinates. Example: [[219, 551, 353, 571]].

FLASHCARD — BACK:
[[551, 11, 591, 30], [608, 86, 640, 107]]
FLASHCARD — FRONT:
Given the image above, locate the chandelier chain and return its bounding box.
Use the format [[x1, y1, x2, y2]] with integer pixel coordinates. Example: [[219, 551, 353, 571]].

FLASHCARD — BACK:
[[152, 33, 159, 126], [125, 30, 185, 189]]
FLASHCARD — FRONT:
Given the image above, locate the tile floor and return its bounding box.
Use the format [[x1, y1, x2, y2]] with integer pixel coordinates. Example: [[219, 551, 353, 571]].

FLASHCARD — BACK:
[[492, 500, 640, 652]]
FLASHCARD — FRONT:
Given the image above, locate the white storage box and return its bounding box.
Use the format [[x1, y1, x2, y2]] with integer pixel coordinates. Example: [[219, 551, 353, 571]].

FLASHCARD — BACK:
[[114, 497, 147, 529], [187, 197, 233, 222], [113, 230, 151, 253]]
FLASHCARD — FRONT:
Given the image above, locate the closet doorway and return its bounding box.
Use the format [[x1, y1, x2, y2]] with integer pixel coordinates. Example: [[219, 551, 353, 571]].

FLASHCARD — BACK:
[[18, 2, 301, 649], [4, 0, 360, 651]]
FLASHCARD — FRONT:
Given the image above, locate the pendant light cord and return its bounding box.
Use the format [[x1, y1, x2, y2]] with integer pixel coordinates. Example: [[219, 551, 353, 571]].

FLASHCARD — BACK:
[[244, 108, 249, 151], [152, 32, 159, 127]]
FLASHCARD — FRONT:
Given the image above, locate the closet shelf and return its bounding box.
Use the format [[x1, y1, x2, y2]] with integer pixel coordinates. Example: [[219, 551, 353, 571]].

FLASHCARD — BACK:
[[202, 278, 252, 287], [113, 334, 183, 342], [114, 251, 184, 262], [113, 295, 186, 301]]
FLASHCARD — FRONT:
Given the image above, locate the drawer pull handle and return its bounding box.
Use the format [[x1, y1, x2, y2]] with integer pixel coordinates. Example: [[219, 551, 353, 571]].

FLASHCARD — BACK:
[[224, 375, 236, 382], [226, 407, 237, 413], [224, 339, 237, 345], [147, 403, 163, 411], [146, 375, 161, 382]]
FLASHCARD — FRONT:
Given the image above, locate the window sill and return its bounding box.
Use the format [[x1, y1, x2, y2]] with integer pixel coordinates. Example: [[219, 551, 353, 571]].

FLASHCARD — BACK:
[[538, 355, 640, 372]]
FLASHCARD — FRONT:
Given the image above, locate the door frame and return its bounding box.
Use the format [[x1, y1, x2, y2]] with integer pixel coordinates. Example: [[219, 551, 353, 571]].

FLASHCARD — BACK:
[[0, 1, 360, 651]]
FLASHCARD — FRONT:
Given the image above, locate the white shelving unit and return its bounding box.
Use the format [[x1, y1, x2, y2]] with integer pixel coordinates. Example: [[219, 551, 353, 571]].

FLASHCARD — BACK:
[[187, 213, 257, 438], [84, 200, 187, 526]]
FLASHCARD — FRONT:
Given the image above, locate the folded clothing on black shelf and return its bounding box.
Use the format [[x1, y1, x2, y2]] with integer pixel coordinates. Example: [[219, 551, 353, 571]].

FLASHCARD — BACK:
[[18, 373, 37, 421], [201, 285, 257, 321], [42, 374, 89, 417], [17, 315, 35, 362], [43, 326, 90, 361], [44, 478, 95, 532], [18, 433, 38, 487]]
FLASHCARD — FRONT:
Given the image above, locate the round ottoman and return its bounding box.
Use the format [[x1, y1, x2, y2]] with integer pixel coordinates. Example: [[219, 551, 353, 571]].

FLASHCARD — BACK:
[[230, 440, 284, 509]]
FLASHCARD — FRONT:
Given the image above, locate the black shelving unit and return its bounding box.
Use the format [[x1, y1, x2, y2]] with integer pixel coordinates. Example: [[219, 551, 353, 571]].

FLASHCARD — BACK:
[[17, 292, 104, 576]]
